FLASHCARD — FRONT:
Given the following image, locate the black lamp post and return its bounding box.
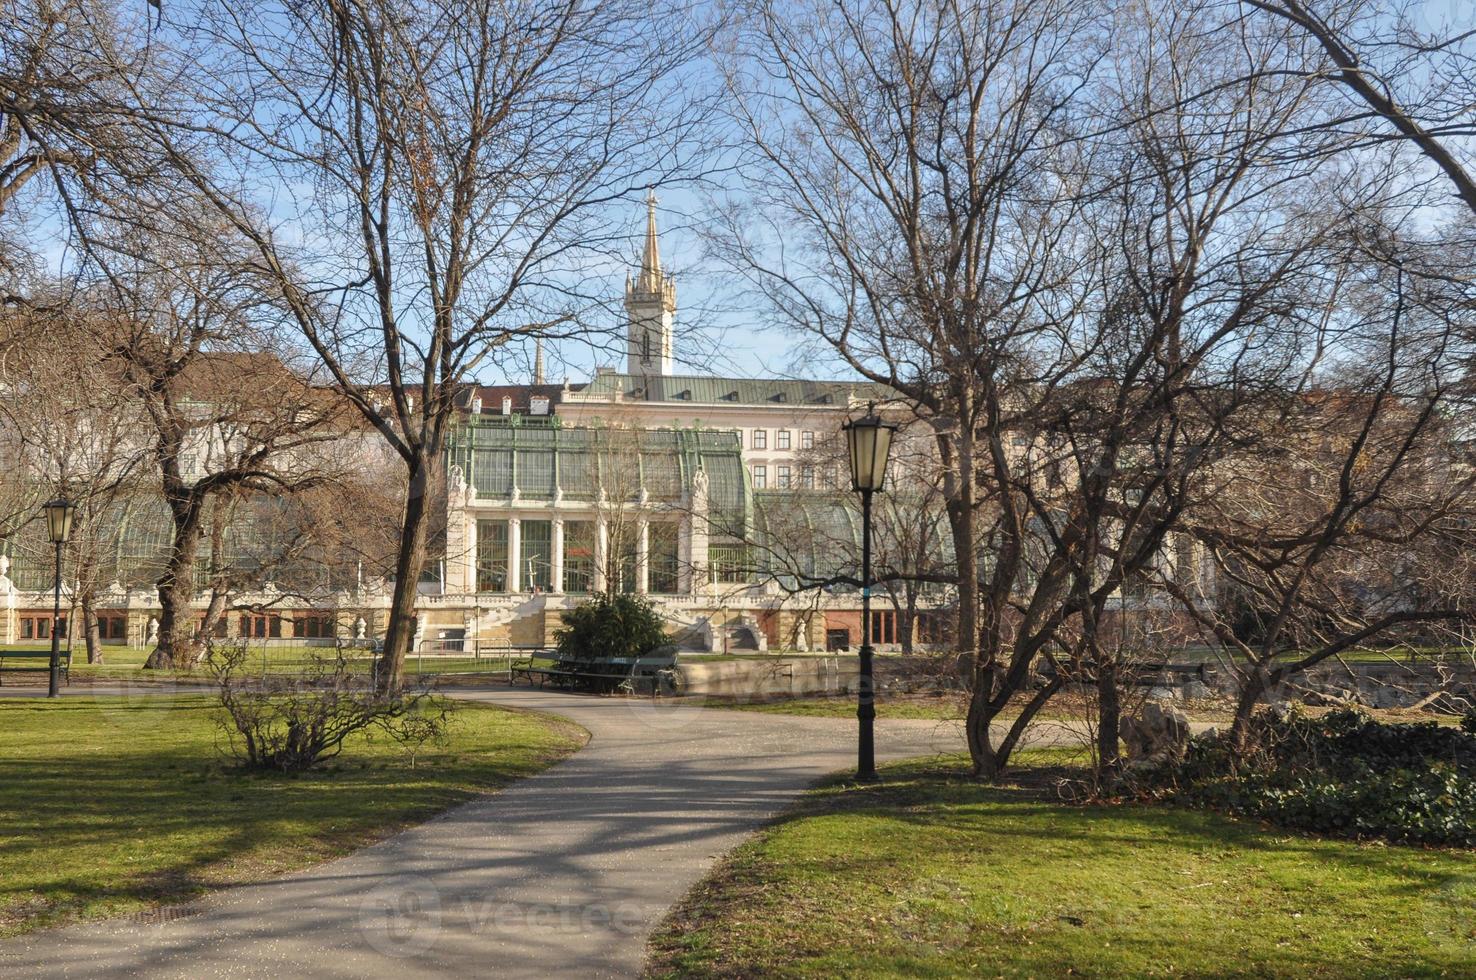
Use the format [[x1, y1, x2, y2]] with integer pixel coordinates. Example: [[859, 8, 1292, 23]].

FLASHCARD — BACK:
[[43, 497, 76, 698], [842, 404, 897, 781]]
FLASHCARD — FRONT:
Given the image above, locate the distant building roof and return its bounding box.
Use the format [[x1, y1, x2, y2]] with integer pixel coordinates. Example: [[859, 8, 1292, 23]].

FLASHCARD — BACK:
[[573, 371, 892, 407], [446, 421, 751, 529], [454, 383, 580, 417]]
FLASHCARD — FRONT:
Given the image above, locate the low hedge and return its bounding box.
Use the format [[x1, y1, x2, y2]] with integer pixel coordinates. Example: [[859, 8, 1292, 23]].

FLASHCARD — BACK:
[[1155, 708, 1476, 847]]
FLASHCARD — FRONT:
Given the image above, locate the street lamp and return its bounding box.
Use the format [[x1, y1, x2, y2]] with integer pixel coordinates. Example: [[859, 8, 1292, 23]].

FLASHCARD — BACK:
[[42, 497, 75, 698], [842, 403, 897, 781]]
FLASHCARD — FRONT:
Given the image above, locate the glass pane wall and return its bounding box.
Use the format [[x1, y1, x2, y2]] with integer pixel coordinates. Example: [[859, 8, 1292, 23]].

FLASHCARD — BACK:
[[649, 523, 680, 594], [476, 519, 508, 592], [521, 519, 553, 591], [563, 521, 594, 593]]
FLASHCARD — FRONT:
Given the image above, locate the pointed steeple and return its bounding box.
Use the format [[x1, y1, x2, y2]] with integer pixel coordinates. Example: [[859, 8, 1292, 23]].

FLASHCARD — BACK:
[[624, 189, 676, 377], [533, 338, 545, 385], [639, 188, 662, 291]]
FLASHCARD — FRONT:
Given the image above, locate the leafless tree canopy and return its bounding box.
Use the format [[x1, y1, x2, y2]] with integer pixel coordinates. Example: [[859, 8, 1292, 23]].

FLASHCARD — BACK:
[[133, 0, 721, 689], [2, 0, 1474, 775], [718, 0, 1476, 775]]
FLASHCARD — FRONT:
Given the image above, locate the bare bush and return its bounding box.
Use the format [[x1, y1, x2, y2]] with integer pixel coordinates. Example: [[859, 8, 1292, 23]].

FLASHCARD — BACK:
[[209, 644, 447, 773]]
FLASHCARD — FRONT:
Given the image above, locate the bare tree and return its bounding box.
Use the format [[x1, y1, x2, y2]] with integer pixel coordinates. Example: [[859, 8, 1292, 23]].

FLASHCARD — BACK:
[[0, 298, 149, 660], [138, 0, 718, 690], [1241, 0, 1476, 213], [718, 0, 1108, 778], [718, 0, 1452, 779], [85, 219, 349, 668], [0, 0, 182, 299], [1166, 242, 1476, 751]]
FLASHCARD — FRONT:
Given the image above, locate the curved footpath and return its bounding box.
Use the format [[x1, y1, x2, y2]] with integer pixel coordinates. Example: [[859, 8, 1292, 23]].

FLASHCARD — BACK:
[[0, 687, 1065, 979]]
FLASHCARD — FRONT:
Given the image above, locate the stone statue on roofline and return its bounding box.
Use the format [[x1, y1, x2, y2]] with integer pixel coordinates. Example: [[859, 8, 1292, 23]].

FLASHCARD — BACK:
[[691, 467, 709, 511]]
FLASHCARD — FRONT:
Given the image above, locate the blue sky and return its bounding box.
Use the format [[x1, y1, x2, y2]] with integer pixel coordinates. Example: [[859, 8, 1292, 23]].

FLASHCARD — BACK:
[[525, 185, 846, 388], [18, 0, 1476, 391]]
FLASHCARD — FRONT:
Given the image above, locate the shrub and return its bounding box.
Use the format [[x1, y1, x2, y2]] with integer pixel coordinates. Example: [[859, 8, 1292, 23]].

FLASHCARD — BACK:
[[554, 592, 669, 664], [1154, 708, 1476, 847], [1463, 707, 1476, 736], [209, 644, 448, 773]]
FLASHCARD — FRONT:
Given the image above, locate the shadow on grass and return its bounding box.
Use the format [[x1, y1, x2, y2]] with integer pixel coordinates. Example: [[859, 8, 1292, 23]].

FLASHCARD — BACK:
[[648, 755, 1476, 979], [0, 696, 579, 936]]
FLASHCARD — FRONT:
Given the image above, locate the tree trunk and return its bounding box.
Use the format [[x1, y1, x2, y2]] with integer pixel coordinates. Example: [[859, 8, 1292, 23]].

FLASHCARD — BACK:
[[965, 684, 1001, 777], [972, 675, 1065, 780], [197, 589, 231, 656], [145, 510, 205, 670], [1096, 657, 1121, 780], [81, 592, 103, 665], [1228, 666, 1273, 759], [899, 588, 917, 656], [946, 492, 992, 772], [376, 453, 438, 694]]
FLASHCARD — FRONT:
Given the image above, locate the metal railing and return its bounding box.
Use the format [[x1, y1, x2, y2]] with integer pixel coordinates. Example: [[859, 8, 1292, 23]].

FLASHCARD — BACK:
[[206, 637, 554, 683]]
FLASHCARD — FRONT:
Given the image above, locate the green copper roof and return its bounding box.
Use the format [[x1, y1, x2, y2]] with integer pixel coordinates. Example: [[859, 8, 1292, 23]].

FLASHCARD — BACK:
[[576, 372, 893, 407], [752, 490, 860, 586], [447, 421, 752, 530]]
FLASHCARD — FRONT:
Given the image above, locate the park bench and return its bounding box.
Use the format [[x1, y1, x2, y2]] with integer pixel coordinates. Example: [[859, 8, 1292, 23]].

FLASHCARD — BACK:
[[511, 652, 678, 696], [0, 648, 70, 686], [507, 649, 576, 688]]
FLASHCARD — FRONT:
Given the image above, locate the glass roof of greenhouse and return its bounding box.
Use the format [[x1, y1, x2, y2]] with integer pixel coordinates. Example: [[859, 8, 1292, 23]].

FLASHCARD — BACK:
[[447, 419, 752, 529], [4, 495, 345, 595], [751, 490, 861, 585]]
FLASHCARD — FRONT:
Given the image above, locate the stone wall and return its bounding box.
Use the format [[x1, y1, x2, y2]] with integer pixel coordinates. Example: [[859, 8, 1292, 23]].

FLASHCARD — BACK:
[[674, 657, 858, 697], [1130, 660, 1476, 711]]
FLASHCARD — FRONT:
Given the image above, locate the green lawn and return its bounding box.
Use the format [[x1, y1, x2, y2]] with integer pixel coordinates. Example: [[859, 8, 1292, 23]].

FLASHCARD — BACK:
[[15, 644, 536, 681], [0, 695, 585, 937], [37, 644, 787, 683], [647, 753, 1476, 978], [713, 693, 966, 721]]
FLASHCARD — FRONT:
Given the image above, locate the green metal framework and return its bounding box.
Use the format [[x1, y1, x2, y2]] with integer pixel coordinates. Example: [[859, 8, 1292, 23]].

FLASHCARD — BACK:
[[447, 418, 752, 531], [5, 493, 341, 595], [752, 490, 862, 587]]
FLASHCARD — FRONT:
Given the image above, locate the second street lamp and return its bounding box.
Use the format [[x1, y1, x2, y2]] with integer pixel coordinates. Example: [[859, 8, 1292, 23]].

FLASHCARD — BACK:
[[842, 403, 897, 782], [42, 497, 76, 698]]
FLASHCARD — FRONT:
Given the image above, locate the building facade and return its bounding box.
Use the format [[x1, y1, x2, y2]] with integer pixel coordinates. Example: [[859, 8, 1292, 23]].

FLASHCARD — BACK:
[[0, 198, 919, 654]]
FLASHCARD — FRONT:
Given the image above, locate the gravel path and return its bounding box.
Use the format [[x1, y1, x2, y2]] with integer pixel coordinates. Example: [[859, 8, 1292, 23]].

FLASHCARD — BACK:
[[0, 686, 1058, 978]]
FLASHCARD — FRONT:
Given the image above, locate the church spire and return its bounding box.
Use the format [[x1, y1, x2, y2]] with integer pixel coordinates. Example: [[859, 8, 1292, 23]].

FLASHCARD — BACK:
[[624, 189, 676, 377], [635, 188, 667, 294]]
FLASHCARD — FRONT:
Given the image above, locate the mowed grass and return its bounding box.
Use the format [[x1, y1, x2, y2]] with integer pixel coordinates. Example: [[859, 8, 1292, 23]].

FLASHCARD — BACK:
[[0, 645, 536, 684], [647, 753, 1476, 978], [0, 696, 585, 937], [713, 692, 967, 721]]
